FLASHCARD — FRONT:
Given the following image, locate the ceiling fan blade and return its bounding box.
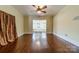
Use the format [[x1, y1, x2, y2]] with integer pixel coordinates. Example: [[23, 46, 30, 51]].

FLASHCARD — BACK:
[[32, 5, 38, 8], [41, 6, 47, 9], [32, 5, 47, 13], [41, 11, 46, 13], [32, 5, 35, 7], [33, 5, 47, 9]]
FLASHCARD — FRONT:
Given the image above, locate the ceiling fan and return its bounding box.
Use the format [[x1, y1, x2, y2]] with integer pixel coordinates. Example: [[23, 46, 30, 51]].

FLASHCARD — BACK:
[[32, 5, 47, 14]]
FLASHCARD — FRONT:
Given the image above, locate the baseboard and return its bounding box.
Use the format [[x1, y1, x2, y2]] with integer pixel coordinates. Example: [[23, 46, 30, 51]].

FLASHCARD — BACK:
[[24, 32, 53, 34], [53, 33, 79, 47], [18, 33, 24, 37], [47, 32, 53, 34], [24, 32, 32, 34]]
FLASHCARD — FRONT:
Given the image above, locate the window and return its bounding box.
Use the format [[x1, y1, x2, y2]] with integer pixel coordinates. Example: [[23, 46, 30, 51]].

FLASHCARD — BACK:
[[33, 20, 47, 32]]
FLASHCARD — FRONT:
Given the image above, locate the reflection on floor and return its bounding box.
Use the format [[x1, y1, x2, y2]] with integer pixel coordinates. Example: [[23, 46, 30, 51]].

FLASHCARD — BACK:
[[32, 32, 48, 50], [0, 32, 79, 53]]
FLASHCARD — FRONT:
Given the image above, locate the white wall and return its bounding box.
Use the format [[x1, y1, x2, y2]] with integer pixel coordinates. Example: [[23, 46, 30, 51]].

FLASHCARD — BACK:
[[0, 5, 24, 37], [53, 6, 79, 46]]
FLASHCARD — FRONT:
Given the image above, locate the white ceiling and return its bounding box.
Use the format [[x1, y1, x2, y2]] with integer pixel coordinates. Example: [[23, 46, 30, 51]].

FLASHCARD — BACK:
[[12, 5, 65, 16]]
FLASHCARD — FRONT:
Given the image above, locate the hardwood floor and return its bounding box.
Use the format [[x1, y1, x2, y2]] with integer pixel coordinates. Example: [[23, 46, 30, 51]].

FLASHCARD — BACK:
[[0, 32, 79, 53]]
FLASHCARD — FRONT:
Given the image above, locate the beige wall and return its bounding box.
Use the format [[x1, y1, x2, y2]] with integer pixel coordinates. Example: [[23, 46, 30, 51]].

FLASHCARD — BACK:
[[24, 16, 29, 33], [0, 5, 24, 37], [24, 15, 53, 33], [53, 6, 79, 45]]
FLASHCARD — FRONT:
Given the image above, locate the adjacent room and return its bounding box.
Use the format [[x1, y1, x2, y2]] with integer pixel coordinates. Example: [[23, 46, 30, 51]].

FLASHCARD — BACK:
[[0, 5, 79, 53]]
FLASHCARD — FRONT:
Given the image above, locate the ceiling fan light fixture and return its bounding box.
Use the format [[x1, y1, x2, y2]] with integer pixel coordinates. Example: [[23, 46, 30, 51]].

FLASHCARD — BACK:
[[33, 5, 47, 14], [37, 10, 42, 14], [39, 5, 44, 8]]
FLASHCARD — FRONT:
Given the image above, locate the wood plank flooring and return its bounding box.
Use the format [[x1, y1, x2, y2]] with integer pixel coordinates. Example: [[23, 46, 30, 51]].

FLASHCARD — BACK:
[[0, 33, 79, 53]]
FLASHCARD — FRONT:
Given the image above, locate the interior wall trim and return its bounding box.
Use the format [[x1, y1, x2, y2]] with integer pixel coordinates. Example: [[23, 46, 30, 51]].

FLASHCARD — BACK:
[[53, 33, 79, 47], [24, 32, 32, 34], [18, 33, 24, 37], [24, 32, 53, 34]]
